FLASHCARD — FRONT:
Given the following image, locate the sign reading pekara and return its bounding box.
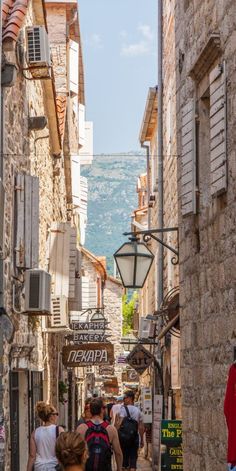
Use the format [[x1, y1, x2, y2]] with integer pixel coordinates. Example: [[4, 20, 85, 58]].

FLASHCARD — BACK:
[[62, 343, 114, 367]]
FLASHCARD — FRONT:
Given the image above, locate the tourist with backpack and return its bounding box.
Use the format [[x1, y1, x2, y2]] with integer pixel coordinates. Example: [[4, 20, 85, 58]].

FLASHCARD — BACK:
[[76, 397, 123, 471], [117, 391, 144, 471]]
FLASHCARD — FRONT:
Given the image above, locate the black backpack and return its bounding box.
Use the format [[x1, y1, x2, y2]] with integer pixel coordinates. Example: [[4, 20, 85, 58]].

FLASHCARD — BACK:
[[118, 405, 138, 446], [85, 421, 112, 471]]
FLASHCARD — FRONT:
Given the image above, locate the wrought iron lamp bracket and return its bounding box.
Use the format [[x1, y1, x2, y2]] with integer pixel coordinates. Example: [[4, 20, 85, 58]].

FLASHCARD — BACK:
[[124, 227, 179, 265]]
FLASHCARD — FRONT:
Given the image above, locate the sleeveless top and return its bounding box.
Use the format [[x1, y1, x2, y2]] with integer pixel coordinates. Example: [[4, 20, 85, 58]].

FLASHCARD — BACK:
[[34, 424, 58, 469]]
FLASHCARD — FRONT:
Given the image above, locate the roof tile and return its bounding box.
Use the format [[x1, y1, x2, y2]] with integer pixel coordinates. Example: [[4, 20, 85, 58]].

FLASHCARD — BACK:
[[2, 0, 28, 42], [56, 95, 67, 138]]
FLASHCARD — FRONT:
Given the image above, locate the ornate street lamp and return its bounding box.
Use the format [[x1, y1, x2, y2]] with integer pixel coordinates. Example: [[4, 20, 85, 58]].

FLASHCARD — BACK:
[[114, 227, 179, 289], [113, 237, 154, 288]]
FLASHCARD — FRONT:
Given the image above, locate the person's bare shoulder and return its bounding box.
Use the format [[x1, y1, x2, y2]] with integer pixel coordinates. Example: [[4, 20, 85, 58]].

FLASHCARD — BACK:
[[107, 424, 118, 442], [76, 423, 88, 439]]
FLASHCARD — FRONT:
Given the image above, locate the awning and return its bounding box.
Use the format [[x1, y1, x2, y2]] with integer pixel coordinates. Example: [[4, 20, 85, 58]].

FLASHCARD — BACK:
[[157, 313, 180, 340]]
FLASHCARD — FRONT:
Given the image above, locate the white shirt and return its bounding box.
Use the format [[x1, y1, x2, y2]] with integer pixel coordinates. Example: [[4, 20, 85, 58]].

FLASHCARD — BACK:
[[111, 404, 122, 425], [119, 404, 142, 422], [34, 425, 58, 470]]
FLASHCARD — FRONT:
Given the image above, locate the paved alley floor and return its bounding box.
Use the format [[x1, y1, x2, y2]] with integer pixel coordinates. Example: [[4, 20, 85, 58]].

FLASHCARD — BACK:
[[137, 457, 152, 471]]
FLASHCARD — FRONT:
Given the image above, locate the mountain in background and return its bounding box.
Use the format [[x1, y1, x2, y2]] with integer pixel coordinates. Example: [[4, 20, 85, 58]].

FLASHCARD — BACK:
[[81, 153, 146, 274]]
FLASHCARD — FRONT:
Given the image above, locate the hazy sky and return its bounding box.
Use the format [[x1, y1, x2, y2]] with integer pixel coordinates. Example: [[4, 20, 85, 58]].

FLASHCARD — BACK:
[[78, 0, 157, 154]]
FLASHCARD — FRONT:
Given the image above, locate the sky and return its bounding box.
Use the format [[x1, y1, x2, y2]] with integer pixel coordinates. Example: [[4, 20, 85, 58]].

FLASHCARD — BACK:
[[78, 0, 157, 154]]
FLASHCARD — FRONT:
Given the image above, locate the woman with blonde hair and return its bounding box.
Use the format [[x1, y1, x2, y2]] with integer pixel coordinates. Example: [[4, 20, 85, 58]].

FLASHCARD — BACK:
[[56, 432, 86, 470], [27, 401, 64, 471]]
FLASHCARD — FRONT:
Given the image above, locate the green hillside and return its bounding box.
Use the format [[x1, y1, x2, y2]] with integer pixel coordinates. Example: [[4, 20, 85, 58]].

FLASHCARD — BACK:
[[81, 153, 146, 274]]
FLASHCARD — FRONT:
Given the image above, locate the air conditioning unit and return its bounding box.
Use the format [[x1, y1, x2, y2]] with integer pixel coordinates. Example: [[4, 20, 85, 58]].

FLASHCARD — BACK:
[[26, 26, 51, 70], [139, 317, 151, 339], [50, 295, 68, 328], [25, 269, 51, 315], [0, 179, 5, 258]]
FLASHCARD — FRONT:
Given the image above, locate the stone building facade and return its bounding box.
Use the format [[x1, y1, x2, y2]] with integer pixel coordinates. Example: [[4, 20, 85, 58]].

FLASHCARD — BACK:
[[80, 249, 123, 398], [175, 1, 236, 469], [0, 0, 87, 468]]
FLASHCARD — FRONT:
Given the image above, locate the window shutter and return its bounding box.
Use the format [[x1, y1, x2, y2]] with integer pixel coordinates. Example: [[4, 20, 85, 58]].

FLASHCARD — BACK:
[[31, 176, 39, 268], [209, 63, 227, 196], [0, 179, 5, 257], [181, 99, 196, 216], [68, 249, 82, 312], [89, 279, 97, 309], [48, 222, 71, 297], [68, 226, 77, 300], [79, 104, 85, 147], [69, 40, 79, 95], [15, 174, 25, 267], [15, 174, 39, 268], [81, 275, 90, 309], [71, 155, 80, 210]]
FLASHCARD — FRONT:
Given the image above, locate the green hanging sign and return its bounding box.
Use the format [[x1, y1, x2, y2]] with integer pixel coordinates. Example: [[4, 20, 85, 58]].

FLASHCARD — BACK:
[[161, 420, 183, 471]]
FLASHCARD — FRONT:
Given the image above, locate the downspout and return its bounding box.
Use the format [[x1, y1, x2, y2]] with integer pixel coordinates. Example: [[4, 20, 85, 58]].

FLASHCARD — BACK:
[[141, 143, 151, 230], [157, 0, 163, 309]]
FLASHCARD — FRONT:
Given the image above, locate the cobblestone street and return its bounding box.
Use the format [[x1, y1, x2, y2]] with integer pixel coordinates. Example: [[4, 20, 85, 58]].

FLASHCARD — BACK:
[[137, 457, 152, 471]]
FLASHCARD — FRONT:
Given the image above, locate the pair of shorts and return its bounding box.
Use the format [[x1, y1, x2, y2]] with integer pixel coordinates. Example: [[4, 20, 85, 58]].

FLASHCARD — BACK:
[[121, 445, 138, 469], [228, 465, 236, 471]]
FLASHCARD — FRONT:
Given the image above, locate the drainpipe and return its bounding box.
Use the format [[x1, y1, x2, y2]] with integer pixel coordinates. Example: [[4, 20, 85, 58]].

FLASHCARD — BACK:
[[157, 0, 163, 309], [141, 143, 151, 230]]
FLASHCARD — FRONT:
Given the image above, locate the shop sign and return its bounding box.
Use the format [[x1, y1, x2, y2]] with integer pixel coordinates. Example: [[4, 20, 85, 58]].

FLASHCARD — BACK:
[[161, 420, 183, 471], [99, 365, 115, 376], [126, 345, 153, 374], [122, 369, 139, 382], [62, 343, 114, 367], [71, 321, 108, 331], [66, 333, 109, 343], [161, 446, 183, 471], [161, 420, 182, 444]]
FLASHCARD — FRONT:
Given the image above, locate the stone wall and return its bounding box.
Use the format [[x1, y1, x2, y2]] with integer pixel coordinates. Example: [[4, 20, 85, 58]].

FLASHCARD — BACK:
[[1, 2, 68, 467], [104, 276, 123, 388], [175, 1, 236, 469]]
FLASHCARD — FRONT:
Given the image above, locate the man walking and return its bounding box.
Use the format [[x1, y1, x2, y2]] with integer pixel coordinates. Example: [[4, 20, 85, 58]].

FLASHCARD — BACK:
[[117, 391, 144, 471], [77, 397, 123, 471]]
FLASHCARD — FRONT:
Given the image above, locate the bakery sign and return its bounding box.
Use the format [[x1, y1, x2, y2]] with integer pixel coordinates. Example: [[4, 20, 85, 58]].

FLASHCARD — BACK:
[[62, 343, 114, 367]]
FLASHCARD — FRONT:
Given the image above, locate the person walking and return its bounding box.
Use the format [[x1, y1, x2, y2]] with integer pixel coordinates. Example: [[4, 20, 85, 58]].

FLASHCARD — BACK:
[[56, 431, 87, 470], [77, 398, 92, 426], [117, 391, 144, 471], [77, 397, 123, 471], [26, 401, 64, 471]]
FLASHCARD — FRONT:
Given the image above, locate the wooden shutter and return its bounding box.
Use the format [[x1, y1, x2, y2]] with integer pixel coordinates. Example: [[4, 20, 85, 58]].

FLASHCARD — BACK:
[[69, 40, 79, 95], [81, 276, 90, 309], [68, 249, 82, 312], [181, 99, 196, 216], [209, 63, 227, 196], [71, 155, 80, 210], [15, 174, 39, 268], [89, 280, 97, 309], [48, 222, 71, 297], [68, 226, 77, 300], [0, 179, 5, 256], [79, 104, 85, 147]]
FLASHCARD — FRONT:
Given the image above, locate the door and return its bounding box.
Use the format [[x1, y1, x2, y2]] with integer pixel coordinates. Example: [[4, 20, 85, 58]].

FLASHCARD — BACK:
[[30, 371, 43, 433], [10, 372, 19, 471]]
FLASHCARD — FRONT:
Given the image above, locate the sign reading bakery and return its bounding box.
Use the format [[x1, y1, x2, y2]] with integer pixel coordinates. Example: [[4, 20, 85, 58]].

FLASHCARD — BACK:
[[62, 343, 114, 367]]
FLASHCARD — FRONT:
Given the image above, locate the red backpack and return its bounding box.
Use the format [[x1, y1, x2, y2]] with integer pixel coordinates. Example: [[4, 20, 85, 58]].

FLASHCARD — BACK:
[[85, 421, 112, 471]]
